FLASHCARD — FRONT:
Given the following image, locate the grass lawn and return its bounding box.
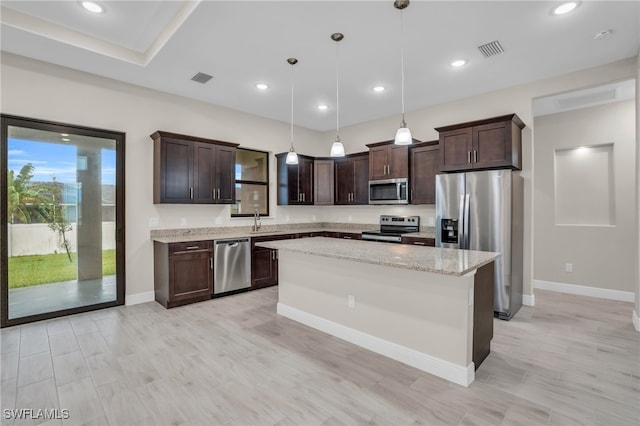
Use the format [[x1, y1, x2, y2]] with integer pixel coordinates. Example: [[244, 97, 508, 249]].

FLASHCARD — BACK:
[[8, 249, 116, 289]]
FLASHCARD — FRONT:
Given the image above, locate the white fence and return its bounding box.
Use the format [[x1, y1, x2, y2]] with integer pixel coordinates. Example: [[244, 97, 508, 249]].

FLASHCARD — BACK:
[[8, 222, 116, 257]]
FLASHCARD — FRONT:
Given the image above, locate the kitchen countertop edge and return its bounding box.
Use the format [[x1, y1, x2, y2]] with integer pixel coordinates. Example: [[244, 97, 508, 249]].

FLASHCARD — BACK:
[[257, 237, 500, 277]]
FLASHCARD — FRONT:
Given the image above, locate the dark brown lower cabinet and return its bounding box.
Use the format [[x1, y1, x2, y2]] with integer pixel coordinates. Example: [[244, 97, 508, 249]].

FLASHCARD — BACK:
[[154, 241, 213, 308], [400, 236, 435, 246], [251, 234, 294, 289]]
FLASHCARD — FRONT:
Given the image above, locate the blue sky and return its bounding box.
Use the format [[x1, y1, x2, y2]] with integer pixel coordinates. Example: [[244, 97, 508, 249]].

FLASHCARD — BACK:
[[8, 139, 116, 185]]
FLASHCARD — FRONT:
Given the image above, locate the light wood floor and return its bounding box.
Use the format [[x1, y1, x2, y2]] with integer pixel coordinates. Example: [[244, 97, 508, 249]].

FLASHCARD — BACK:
[[1, 287, 638, 426]]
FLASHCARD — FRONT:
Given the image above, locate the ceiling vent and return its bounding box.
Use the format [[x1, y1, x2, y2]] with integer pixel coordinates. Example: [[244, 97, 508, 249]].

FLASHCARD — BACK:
[[478, 40, 504, 58], [191, 72, 213, 84]]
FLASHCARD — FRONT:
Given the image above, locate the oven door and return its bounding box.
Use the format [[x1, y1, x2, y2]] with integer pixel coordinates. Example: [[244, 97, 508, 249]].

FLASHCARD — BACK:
[[369, 178, 408, 204]]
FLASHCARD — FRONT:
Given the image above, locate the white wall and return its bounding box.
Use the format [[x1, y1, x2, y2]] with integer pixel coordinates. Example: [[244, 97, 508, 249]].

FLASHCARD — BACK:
[[533, 101, 636, 293], [1, 52, 637, 302], [7, 222, 116, 256]]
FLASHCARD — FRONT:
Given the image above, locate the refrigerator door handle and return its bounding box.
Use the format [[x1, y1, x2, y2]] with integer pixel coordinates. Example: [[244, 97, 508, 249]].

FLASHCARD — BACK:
[[463, 193, 471, 249], [458, 194, 466, 248]]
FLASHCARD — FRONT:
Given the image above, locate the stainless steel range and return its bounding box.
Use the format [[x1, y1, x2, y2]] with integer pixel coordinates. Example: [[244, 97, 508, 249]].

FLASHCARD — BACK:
[[361, 215, 420, 243]]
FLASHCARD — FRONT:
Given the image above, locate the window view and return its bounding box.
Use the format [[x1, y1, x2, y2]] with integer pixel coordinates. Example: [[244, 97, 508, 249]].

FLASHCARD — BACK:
[[231, 148, 269, 216], [5, 124, 119, 321]]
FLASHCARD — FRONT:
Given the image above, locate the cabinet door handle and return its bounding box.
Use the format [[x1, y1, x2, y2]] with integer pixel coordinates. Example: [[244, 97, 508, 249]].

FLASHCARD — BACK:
[[303, 193, 305, 202], [190, 187, 193, 199], [210, 257, 213, 269], [474, 150, 477, 163], [211, 189, 215, 200], [217, 188, 221, 199], [343, 236, 352, 239], [271, 250, 275, 260], [468, 151, 471, 164], [413, 242, 426, 246]]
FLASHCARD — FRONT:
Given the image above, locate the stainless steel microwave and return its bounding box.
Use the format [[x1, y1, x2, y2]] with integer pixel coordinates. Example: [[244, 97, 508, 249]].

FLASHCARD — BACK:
[[369, 178, 408, 205]]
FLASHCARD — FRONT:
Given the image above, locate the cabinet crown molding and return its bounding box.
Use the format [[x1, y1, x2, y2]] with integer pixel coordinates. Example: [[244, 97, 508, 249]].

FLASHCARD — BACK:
[[434, 113, 525, 133], [150, 130, 239, 148]]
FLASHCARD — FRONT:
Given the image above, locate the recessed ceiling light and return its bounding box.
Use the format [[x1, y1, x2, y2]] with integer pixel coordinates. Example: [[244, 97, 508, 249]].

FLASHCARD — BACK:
[[317, 104, 328, 111], [373, 86, 385, 93], [61, 133, 69, 137], [552, 2, 578, 15], [81, 1, 104, 13], [62, 138, 70, 142], [255, 83, 269, 90], [449, 59, 467, 68]]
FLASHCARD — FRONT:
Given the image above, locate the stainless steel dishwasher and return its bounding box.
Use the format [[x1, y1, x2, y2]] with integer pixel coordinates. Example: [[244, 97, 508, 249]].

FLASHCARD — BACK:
[[214, 238, 251, 294]]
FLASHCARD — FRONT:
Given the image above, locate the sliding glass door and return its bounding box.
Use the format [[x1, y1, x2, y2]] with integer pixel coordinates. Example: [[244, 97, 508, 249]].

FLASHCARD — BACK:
[[1, 115, 125, 327]]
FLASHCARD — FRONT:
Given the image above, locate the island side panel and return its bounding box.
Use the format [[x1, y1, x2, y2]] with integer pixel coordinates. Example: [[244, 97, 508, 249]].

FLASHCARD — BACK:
[[276, 251, 476, 374], [473, 261, 495, 368]]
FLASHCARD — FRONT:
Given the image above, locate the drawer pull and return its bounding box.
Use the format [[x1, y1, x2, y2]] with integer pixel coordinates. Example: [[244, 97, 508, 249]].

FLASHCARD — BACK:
[[413, 242, 426, 245], [186, 246, 200, 250]]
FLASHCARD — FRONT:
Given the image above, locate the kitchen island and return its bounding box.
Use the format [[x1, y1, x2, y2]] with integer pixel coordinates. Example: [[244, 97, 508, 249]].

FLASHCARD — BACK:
[[256, 237, 499, 387]]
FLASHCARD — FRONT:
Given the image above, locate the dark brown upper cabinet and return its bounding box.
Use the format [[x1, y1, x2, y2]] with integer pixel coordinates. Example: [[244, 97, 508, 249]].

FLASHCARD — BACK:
[[409, 141, 439, 205], [276, 153, 314, 205], [151, 131, 238, 204], [436, 114, 525, 172], [366, 140, 412, 180], [314, 158, 334, 206], [334, 152, 369, 205]]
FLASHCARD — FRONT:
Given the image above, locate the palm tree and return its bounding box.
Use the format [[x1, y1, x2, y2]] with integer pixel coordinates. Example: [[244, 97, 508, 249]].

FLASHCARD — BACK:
[[7, 163, 50, 224]]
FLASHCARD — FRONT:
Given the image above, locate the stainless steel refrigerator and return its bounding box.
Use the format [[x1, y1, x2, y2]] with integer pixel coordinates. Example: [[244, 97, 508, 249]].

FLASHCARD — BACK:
[[436, 170, 523, 320]]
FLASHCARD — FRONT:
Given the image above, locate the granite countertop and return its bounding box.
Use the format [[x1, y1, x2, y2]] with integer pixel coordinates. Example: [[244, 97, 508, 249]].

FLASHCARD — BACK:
[[256, 237, 499, 277], [152, 226, 375, 244], [151, 222, 435, 244]]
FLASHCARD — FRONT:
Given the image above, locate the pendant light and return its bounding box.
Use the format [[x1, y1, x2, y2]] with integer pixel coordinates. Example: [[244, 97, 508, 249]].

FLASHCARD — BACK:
[[394, 0, 412, 145], [285, 57, 299, 165], [330, 33, 346, 157]]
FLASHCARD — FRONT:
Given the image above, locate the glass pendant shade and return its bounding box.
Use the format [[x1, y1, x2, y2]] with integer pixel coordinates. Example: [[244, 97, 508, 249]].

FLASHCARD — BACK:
[[285, 149, 298, 165], [330, 138, 345, 157], [394, 123, 412, 145]]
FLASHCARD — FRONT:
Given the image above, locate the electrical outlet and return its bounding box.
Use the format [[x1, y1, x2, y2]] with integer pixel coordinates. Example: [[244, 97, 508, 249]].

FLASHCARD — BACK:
[[428, 216, 435, 226], [180, 217, 187, 227], [347, 295, 356, 308], [148, 217, 159, 227], [565, 263, 573, 273]]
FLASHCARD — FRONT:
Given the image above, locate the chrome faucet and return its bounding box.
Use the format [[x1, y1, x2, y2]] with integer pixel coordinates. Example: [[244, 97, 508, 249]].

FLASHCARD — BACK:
[[253, 209, 261, 232]]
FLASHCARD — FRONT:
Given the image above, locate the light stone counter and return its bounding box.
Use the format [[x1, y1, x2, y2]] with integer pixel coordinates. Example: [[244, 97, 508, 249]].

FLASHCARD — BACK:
[[150, 222, 436, 244], [257, 237, 499, 277]]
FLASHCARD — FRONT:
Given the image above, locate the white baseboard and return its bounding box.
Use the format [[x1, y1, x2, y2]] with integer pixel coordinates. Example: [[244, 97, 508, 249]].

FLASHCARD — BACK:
[[125, 291, 155, 306], [277, 302, 475, 387], [522, 294, 535, 306], [633, 310, 640, 332], [533, 280, 635, 303]]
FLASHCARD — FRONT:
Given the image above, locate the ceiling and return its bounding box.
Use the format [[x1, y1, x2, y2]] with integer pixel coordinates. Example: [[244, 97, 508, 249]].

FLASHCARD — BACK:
[[1, 1, 639, 131]]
